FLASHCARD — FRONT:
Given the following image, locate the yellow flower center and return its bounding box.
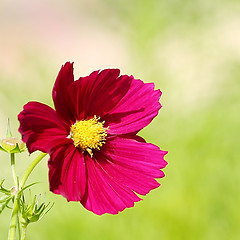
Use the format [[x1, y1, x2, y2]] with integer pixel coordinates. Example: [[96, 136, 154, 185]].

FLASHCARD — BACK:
[[70, 116, 108, 157]]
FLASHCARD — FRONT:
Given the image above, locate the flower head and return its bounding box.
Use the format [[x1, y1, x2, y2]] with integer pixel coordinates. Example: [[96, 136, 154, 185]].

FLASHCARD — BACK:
[[18, 62, 167, 215]]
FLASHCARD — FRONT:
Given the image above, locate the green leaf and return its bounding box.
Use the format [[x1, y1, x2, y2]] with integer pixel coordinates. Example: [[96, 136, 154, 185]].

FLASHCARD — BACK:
[[18, 182, 40, 195], [0, 195, 13, 214], [0, 179, 11, 195], [19, 192, 54, 225]]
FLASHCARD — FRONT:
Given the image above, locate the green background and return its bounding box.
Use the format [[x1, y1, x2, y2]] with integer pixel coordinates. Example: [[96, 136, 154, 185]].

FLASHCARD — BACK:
[[0, 0, 239, 239]]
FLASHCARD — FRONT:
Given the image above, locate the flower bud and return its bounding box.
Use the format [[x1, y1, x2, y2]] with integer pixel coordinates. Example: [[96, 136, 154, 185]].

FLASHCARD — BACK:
[[0, 137, 26, 153], [19, 194, 54, 226], [0, 119, 26, 153]]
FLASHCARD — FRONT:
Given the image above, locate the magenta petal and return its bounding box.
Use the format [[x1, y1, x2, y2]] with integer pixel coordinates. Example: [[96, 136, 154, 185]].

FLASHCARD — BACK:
[[104, 79, 162, 134], [52, 62, 75, 123], [68, 69, 132, 120], [67, 70, 99, 120], [81, 154, 141, 215], [84, 70, 132, 118], [79, 136, 167, 215], [18, 101, 70, 153], [49, 144, 87, 202], [99, 137, 167, 194]]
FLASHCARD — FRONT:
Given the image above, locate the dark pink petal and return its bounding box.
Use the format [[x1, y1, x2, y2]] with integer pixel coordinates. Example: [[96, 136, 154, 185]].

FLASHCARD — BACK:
[[67, 69, 132, 120], [48, 144, 87, 202], [52, 62, 75, 123], [79, 136, 167, 215], [18, 101, 70, 153], [81, 154, 141, 215], [103, 79, 162, 134], [66, 70, 99, 120]]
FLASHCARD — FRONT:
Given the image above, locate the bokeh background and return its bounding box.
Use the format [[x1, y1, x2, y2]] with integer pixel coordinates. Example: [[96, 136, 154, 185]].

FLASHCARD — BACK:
[[1, 0, 240, 239]]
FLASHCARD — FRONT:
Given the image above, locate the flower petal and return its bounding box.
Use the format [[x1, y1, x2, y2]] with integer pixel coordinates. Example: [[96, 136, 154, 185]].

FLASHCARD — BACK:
[[103, 79, 162, 134], [48, 144, 87, 202], [18, 101, 70, 153], [78, 153, 141, 215], [67, 69, 132, 120], [80, 136, 167, 215], [52, 62, 75, 123]]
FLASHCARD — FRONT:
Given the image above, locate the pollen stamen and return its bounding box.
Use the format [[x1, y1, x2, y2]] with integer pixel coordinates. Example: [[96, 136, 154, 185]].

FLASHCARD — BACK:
[[70, 116, 108, 157]]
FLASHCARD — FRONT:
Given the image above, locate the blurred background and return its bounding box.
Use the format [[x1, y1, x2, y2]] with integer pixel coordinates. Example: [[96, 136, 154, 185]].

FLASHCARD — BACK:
[[0, 0, 240, 239]]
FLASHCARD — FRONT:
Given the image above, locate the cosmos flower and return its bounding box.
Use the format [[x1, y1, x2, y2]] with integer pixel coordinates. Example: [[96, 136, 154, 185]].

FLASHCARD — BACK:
[[18, 62, 167, 215]]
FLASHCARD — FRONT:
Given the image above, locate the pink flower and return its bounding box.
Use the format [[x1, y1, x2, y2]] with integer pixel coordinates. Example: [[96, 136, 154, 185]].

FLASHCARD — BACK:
[[18, 62, 167, 215]]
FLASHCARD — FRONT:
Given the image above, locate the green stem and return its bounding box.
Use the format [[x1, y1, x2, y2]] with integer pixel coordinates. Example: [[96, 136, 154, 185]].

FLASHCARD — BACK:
[[8, 152, 47, 240], [10, 153, 18, 187], [8, 153, 19, 240], [8, 195, 19, 240], [17, 217, 21, 240], [20, 224, 27, 240], [19, 152, 47, 189]]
